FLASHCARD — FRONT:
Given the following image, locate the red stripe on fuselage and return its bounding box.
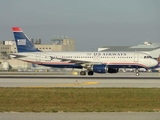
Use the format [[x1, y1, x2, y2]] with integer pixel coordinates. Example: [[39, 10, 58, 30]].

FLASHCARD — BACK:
[[23, 60, 147, 68]]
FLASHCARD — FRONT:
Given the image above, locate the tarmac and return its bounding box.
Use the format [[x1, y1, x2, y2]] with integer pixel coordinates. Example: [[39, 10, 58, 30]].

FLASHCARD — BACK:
[[0, 72, 160, 120], [0, 72, 160, 88]]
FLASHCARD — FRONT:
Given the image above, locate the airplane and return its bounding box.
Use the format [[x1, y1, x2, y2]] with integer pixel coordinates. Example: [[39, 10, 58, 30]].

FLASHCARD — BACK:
[[10, 27, 158, 76]]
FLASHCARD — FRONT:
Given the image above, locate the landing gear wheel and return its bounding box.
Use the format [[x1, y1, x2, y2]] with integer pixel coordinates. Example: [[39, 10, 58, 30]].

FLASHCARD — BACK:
[[88, 71, 94, 76], [136, 72, 139, 76], [80, 71, 86, 75]]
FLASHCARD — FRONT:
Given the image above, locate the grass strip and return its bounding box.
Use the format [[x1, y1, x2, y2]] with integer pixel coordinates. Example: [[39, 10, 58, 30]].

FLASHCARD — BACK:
[[0, 88, 160, 112]]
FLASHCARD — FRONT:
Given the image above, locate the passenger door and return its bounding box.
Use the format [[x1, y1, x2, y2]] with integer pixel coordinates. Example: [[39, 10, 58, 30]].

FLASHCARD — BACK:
[[134, 52, 139, 62]]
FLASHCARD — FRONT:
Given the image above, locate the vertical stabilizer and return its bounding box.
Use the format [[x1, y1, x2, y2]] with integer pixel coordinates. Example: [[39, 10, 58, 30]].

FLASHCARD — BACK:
[[12, 27, 40, 52]]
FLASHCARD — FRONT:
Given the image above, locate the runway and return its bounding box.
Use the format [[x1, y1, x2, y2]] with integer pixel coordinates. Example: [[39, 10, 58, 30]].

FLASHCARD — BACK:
[[0, 112, 160, 120], [0, 72, 160, 88]]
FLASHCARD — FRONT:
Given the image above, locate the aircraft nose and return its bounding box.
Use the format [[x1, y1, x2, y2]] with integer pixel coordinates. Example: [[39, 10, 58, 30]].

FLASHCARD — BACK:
[[152, 59, 158, 67]]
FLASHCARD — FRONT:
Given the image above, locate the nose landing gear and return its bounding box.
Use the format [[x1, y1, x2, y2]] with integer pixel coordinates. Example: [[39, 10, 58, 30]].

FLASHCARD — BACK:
[[135, 69, 140, 76]]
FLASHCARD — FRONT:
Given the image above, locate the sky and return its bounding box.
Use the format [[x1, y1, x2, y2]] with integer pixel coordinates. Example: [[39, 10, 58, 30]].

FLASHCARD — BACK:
[[0, 0, 160, 51]]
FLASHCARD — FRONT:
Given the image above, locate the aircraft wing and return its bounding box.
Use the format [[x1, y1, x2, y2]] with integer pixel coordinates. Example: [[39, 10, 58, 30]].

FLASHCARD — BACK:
[[55, 57, 102, 65]]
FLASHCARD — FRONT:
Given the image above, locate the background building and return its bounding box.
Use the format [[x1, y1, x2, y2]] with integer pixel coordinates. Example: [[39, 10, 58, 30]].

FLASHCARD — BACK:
[[36, 38, 75, 52]]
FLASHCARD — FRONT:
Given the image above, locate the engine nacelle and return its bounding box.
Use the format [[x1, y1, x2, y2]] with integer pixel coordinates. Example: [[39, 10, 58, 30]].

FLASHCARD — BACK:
[[108, 68, 119, 73], [92, 64, 107, 73], [92, 64, 119, 74]]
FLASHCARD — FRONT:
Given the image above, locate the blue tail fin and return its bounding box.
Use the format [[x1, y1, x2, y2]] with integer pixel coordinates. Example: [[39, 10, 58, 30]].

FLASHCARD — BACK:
[[12, 27, 40, 52]]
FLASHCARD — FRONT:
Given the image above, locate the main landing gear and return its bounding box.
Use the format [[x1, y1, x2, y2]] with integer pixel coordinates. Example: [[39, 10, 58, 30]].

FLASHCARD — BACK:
[[88, 71, 94, 75], [80, 71, 86, 75], [80, 71, 94, 76]]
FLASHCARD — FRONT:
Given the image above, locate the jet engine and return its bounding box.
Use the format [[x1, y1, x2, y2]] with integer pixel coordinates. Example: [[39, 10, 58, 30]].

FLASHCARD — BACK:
[[92, 64, 119, 73], [92, 64, 107, 73], [108, 68, 119, 73]]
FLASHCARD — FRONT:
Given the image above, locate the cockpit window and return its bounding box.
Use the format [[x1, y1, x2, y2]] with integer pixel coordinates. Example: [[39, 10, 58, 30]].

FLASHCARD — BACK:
[[144, 56, 152, 58]]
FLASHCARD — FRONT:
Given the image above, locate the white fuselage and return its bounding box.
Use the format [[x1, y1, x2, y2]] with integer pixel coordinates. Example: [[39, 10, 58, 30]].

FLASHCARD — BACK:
[[11, 51, 158, 69]]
